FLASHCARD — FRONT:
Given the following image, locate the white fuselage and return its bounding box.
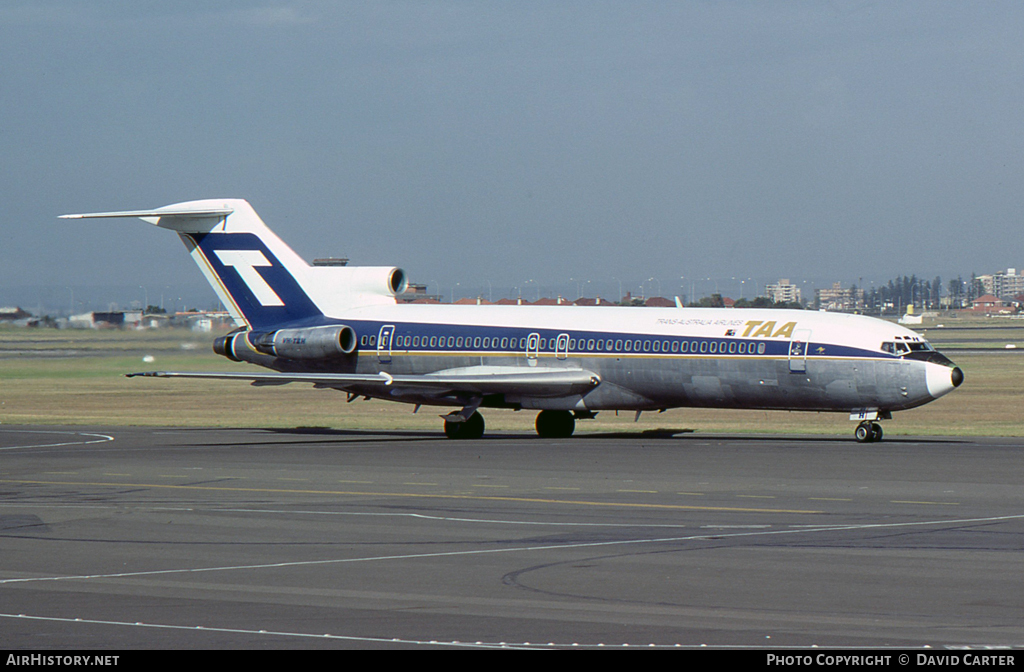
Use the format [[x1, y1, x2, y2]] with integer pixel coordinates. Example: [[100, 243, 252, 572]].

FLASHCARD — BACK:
[[256, 304, 960, 415]]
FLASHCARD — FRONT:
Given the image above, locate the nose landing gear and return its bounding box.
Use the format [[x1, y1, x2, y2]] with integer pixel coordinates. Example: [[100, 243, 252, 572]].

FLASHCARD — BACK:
[[854, 421, 883, 443]]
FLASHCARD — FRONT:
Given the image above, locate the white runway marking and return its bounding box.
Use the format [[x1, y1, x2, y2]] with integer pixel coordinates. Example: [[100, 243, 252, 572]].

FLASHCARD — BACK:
[[2, 513, 1021, 586], [0, 613, 528, 649], [0, 430, 114, 451]]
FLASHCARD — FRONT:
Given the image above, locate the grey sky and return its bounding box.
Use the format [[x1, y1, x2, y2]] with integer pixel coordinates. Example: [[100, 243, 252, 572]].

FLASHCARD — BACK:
[[2, 1, 1022, 310]]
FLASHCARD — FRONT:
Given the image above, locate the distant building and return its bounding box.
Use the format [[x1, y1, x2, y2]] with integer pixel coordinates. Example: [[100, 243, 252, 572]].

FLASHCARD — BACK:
[[453, 296, 493, 305], [815, 282, 865, 312], [968, 294, 1013, 314], [0, 307, 31, 321], [397, 283, 442, 304], [573, 297, 613, 306], [68, 310, 143, 329], [765, 279, 801, 305], [532, 296, 572, 306], [978, 269, 1024, 300], [175, 311, 234, 331]]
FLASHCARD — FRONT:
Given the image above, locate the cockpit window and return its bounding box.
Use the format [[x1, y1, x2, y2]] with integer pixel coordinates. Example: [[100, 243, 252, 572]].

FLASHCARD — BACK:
[[881, 341, 934, 355]]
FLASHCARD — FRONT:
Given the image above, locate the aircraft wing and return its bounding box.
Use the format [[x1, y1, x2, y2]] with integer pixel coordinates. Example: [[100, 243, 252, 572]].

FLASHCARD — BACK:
[[127, 366, 601, 398]]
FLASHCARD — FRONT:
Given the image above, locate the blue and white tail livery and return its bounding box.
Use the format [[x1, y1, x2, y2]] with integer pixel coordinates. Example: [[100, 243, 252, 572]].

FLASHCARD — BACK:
[[62, 198, 963, 441], [65, 199, 405, 330]]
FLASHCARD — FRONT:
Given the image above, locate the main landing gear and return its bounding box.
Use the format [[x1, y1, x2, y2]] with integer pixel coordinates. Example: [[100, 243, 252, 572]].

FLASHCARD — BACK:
[[441, 408, 580, 439], [854, 421, 884, 443], [535, 410, 575, 438], [443, 410, 485, 440]]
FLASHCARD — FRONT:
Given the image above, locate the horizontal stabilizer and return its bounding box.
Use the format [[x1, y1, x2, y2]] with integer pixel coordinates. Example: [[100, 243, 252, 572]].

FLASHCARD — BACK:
[[59, 207, 234, 220]]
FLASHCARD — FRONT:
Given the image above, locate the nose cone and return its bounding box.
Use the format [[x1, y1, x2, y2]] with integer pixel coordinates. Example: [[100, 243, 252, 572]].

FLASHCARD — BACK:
[[926, 362, 964, 399]]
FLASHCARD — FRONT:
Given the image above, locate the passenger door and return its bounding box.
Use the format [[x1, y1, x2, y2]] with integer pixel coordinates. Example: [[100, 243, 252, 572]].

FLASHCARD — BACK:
[[526, 332, 540, 366], [377, 324, 395, 364], [555, 333, 570, 360], [788, 329, 811, 373]]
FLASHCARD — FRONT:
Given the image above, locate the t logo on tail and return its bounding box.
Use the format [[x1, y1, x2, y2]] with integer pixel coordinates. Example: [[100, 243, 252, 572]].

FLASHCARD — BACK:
[[213, 249, 285, 307]]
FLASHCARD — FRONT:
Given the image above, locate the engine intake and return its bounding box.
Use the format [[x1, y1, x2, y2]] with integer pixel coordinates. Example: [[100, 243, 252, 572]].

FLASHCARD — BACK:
[[251, 325, 358, 360]]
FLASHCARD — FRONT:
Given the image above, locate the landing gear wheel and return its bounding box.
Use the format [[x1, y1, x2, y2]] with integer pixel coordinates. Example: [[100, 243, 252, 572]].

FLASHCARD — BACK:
[[535, 410, 575, 438], [870, 422, 883, 442], [443, 411, 485, 440], [855, 421, 883, 443], [855, 423, 871, 443]]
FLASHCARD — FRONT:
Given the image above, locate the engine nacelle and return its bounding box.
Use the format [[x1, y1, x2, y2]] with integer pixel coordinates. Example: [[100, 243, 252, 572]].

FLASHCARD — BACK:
[[250, 325, 358, 360], [304, 265, 408, 311], [213, 331, 247, 362]]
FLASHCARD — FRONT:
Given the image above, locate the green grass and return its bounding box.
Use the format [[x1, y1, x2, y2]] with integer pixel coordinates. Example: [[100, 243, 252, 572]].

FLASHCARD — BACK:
[[910, 315, 1024, 350], [0, 325, 1020, 437]]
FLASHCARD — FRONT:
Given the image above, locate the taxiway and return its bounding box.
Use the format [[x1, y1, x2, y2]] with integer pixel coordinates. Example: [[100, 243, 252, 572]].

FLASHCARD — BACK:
[[1, 426, 1022, 649]]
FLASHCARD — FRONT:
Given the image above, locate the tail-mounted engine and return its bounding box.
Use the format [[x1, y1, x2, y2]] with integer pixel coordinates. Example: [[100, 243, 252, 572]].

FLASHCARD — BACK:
[[214, 325, 357, 362]]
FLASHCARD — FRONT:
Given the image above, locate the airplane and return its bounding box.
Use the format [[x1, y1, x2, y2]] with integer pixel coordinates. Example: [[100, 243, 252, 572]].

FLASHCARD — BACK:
[[61, 199, 963, 442]]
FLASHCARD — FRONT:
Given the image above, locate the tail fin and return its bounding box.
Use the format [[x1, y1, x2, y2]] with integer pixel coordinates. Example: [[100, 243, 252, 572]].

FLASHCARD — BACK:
[[61, 199, 406, 329]]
